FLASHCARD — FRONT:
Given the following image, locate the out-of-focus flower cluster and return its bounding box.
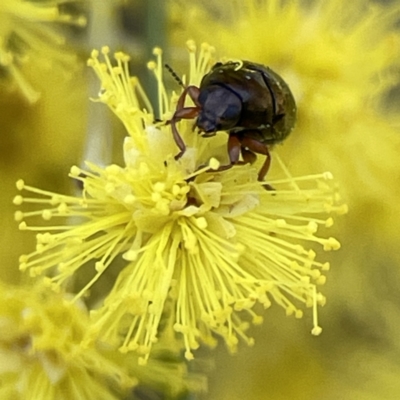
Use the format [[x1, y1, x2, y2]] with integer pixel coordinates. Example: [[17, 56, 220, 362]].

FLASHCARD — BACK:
[[0, 279, 205, 399], [0, 0, 86, 102], [0, 2, 89, 286], [0, 281, 135, 400]]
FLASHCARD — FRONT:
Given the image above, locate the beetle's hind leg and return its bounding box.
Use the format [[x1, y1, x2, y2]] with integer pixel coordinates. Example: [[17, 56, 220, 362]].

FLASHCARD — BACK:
[[239, 137, 275, 190], [209, 134, 264, 172], [240, 147, 257, 165], [240, 137, 271, 180], [204, 135, 273, 190]]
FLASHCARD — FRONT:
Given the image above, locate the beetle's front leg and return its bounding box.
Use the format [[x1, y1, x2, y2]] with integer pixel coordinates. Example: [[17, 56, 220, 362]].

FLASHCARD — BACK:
[[176, 85, 201, 109], [171, 106, 200, 159], [170, 86, 201, 159]]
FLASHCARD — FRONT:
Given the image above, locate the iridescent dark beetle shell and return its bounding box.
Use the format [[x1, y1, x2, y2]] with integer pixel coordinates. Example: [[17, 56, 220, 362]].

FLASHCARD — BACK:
[[196, 60, 296, 145], [168, 60, 297, 182]]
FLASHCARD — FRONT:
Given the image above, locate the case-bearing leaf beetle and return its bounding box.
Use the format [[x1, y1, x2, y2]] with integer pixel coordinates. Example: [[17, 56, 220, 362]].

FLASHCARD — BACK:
[[168, 60, 297, 181]]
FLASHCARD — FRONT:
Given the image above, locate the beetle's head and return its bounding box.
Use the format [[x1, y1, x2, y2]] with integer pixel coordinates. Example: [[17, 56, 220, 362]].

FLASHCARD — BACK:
[[196, 85, 242, 133]]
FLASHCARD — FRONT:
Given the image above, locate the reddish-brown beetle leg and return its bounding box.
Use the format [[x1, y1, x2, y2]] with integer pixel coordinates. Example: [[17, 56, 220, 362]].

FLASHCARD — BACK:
[[258, 150, 271, 182], [228, 134, 241, 165], [183, 86, 201, 107], [240, 147, 257, 165], [170, 118, 186, 159], [214, 134, 241, 172], [170, 85, 202, 159], [171, 106, 200, 159], [240, 137, 271, 181]]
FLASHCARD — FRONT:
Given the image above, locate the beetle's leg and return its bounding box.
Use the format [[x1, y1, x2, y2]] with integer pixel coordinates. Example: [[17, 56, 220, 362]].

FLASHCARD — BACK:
[[240, 147, 257, 165], [240, 137, 271, 181], [171, 106, 200, 159], [177, 85, 201, 108], [170, 86, 201, 159], [228, 134, 241, 165], [171, 118, 187, 159], [209, 134, 241, 173]]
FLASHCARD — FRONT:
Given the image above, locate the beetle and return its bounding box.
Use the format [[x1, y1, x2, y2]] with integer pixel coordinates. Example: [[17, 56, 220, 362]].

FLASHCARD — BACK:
[[168, 60, 296, 181]]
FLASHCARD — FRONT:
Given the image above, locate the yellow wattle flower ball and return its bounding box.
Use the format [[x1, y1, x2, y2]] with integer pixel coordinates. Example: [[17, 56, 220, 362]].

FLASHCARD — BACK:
[[15, 43, 345, 365]]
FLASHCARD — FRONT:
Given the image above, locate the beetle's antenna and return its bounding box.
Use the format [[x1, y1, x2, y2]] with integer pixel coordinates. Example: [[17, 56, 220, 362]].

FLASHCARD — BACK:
[[165, 63, 186, 88]]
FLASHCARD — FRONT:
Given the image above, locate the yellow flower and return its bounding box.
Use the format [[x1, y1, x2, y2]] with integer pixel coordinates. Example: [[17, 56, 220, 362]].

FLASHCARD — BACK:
[[0, 281, 135, 400], [15, 43, 345, 364], [0, 0, 86, 102]]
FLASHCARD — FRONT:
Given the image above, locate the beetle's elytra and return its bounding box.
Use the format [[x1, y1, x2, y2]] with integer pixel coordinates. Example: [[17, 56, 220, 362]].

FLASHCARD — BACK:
[[169, 60, 297, 182]]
